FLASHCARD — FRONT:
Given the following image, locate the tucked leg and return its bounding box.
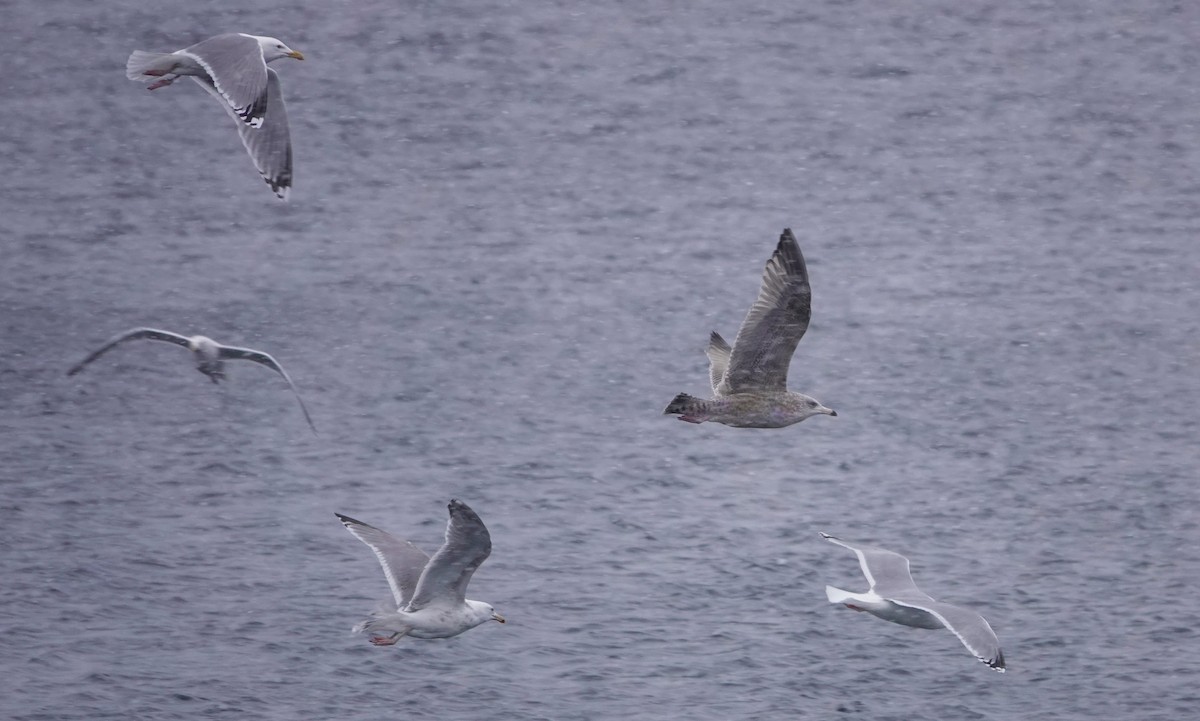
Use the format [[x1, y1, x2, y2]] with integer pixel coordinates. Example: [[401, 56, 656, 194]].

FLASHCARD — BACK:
[[146, 75, 179, 91], [369, 629, 410, 646]]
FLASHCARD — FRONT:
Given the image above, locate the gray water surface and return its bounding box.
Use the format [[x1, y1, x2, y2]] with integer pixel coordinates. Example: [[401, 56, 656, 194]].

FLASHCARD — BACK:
[[2, 1, 1199, 719]]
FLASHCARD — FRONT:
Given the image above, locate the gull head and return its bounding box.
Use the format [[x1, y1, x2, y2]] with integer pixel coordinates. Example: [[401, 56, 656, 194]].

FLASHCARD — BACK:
[[467, 600, 505, 626], [795, 394, 837, 420], [188, 336, 219, 356], [254, 35, 304, 62]]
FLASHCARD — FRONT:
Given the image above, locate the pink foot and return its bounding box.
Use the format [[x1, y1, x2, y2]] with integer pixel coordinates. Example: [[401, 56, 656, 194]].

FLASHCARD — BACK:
[[369, 635, 398, 646], [146, 77, 175, 91], [678, 415, 705, 424]]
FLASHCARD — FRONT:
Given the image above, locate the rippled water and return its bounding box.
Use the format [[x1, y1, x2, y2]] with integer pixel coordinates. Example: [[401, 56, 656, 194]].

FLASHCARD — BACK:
[[3, 1, 1199, 719]]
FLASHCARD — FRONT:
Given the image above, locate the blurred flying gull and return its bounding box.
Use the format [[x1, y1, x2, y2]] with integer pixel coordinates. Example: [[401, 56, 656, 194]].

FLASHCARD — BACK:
[[663, 228, 836, 427], [336, 500, 505, 645], [126, 33, 304, 199], [67, 327, 316, 433], [820, 532, 1005, 672]]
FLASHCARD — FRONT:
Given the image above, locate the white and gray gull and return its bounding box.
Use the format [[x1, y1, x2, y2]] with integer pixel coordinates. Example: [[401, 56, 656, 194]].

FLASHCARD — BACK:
[[126, 33, 304, 199], [66, 327, 316, 433], [664, 228, 836, 427], [336, 500, 505, 645], [820, 532, 1005, 672]]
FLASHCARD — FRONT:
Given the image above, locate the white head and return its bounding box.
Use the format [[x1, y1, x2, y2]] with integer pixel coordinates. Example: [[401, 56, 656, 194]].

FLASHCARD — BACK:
[[466, 600, 506, 627], [188, 335, 219, 355], [254, 35, 304, 63]]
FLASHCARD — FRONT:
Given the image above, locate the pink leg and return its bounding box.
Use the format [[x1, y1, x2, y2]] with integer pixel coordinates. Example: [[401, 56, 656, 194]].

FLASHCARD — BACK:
[[142, 69, 168, 77], [146, 76, 177, 91], [678, 415, 705, 424], [369, 633, 402, 646]]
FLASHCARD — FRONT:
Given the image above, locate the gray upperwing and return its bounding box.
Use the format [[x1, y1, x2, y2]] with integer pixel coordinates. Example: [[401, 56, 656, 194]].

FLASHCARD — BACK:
[[891, 597, 1005, 671], [181, 33, 268, 126], [217, 344, 315, 432], [820, 532, 923, 596], [406, 500, 492, 610], [722, 229, 812, 393], [336, 513, 430, 608], [191, 67, 292, 199], [67, 328, 191, 375]]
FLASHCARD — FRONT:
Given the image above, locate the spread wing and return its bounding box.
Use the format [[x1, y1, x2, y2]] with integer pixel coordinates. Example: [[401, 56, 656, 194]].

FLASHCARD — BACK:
[[889, 597, 1006, 671], [721, 229, 812, 393], [180, 33, 269, 127], [216, 344, 315, 432], [706, 331, 732, 394], [406, 500, 493, 611], [820, 532, 925, 598], [67, 328, 191, 376], [336, 513, 431, 609], [821, 532, 1005, 672], [192, 67, 292, 199]]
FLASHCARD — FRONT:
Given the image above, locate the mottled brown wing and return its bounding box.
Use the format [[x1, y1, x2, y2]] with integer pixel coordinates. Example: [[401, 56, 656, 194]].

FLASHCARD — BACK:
[[722, 229, 812, 393]]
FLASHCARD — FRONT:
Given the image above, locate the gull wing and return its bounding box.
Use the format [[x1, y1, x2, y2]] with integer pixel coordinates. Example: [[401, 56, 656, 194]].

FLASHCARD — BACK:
[[706, 331, 732, 394], [216, 344, 315, 432], [336, 513, 431, 609], [819, 532, 926, 598], [406, 500, 493, 611], [889, 597, 1006, 671], [180, 33, 269, 127], [192, 67, 292, 199], [721, 229, 812, 393], [67, 328, 191, 376]]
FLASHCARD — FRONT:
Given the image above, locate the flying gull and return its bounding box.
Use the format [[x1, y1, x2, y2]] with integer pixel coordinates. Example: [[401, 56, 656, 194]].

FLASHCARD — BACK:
[[664, 228, 836, 427], [66, 327, 316, 433], [820, 532, 1005, 672], [126, 33, 304, 199], [336, 500, 505, 645]]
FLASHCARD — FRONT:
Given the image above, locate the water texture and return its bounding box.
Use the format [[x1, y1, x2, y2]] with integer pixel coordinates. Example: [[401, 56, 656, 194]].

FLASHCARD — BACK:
[[2, 1, 1198, 719]]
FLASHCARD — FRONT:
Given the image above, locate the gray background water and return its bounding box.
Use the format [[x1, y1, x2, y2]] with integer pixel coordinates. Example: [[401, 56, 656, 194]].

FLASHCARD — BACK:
[[2, 0, 1198, 718]]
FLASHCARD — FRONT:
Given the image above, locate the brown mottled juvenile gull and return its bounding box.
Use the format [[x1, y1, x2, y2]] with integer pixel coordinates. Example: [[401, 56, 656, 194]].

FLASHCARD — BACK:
[[66, 327, 316, 433], [126, 33, 304, 199], [663, 228, 836, 427], [336, 500, 505, 645], [820, 532, 1006, 672]]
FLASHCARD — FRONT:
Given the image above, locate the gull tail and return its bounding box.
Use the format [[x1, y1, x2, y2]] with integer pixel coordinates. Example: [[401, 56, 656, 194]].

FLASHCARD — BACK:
[[825, 585, 855, 604], [663, 393, 711, 423], [126, 50, 178, 82], [351, 603, 407, 636]]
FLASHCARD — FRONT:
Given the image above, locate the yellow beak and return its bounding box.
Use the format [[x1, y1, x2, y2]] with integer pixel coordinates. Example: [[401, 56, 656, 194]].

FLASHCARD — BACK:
[[288, 50, 305, 60]]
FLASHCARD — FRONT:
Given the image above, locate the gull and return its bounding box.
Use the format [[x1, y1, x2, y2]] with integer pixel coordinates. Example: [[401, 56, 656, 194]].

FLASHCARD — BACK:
[[820, 532, 1005, 672], [663, 228, 837, 427], [66, 327, 316, 433], [335, 500, 505, 645], [126, 33, 305, 199]]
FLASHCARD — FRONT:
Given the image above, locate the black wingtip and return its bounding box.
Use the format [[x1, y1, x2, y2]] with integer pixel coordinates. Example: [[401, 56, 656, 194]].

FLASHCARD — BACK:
[[989, 650, 1006, 672]]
